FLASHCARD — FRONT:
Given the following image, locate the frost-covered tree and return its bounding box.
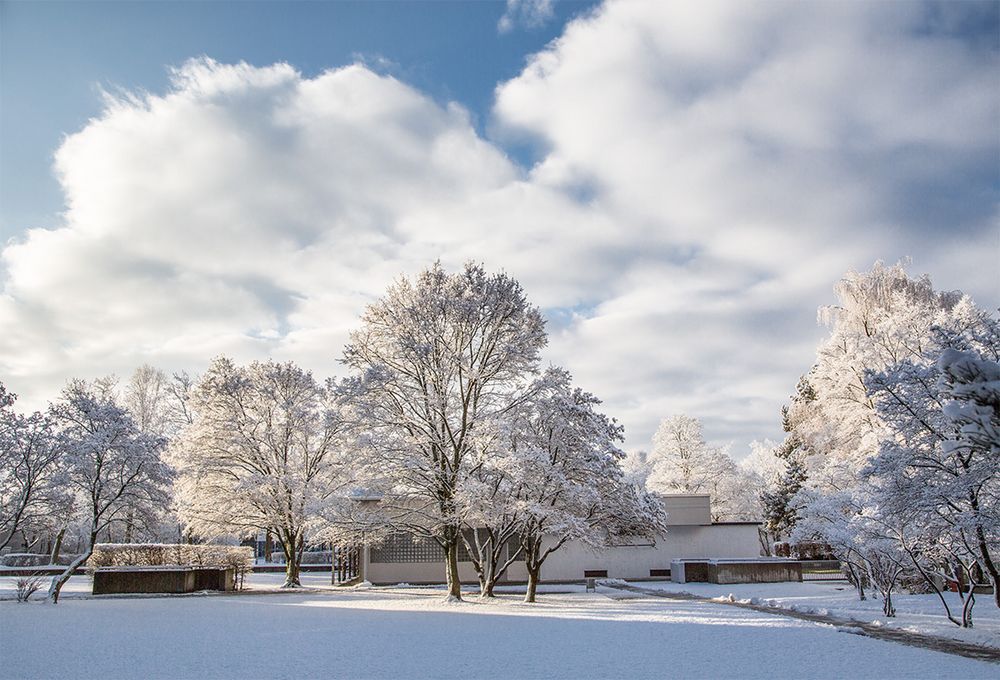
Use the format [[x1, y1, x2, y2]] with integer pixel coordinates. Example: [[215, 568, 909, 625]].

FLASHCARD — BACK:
[[789, 261, 999, 623], [620, 449, 653, 488], [509, 368, 667, 602], [788, 261, 976, 488], [119, 365, 196, 543], [47, 381, 170, 603], [123, 365, 171, 437], [340, 262, 546, 600], [866, 334, 1000, 609], [645, 414, 746, 521], [740, 439, 785, 492], [794, 489, 908, 616], [170, 358, 351, 588], [0, 384, 66, 553]]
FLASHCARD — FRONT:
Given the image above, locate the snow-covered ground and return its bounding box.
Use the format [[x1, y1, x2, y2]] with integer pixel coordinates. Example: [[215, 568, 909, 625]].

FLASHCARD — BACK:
[[632, 579, 1000, 650], [2, 581, 997, 679]]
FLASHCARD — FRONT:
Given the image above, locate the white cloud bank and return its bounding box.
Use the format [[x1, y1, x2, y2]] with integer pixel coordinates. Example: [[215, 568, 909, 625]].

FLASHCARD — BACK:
[[2, 1, 997, 455]]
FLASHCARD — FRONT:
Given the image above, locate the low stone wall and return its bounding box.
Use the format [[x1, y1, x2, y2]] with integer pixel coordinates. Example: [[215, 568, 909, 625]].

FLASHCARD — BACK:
[[671, 559, 802, 584], [92, 567, 235, 595], [709, 560, 802, 584]]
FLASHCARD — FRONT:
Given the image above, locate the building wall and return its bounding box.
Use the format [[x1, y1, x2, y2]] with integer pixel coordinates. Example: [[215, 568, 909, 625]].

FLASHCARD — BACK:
[[660, 494, 712, 526], [360, 494, 761, 584], [535, 524, 762, 581], [364, 523, 761, 584]]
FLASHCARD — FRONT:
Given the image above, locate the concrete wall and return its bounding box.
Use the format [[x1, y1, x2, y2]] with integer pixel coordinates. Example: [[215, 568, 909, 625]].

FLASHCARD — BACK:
[[671, 559, 801, 584], [661, 494, 712, 526]]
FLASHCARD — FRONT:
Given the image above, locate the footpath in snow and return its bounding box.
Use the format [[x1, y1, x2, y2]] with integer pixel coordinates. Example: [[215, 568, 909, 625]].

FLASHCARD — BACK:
[[625, 579, 1000, 653], [2, 581, 999, 679]]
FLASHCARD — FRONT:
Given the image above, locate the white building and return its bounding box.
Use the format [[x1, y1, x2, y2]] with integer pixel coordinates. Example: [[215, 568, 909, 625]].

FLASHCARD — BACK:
[[361, 494, 762, 584]]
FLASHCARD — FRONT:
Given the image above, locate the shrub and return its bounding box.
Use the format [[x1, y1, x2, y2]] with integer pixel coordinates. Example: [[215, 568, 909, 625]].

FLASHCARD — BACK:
[[15, 574, 45, 602], [301, 550, 333, 565], [0, 553, 49, 568]]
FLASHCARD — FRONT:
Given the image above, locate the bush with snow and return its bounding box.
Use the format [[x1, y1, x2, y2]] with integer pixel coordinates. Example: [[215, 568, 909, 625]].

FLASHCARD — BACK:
[[88, 543, 254, 589]]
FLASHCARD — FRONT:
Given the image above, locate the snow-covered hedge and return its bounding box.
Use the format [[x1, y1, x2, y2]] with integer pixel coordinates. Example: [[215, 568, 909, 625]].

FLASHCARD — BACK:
[[301, 550, 333, 565], [0, 553, 82, 567], [89, 544, 254, 587], [0, 553, 50, 568]]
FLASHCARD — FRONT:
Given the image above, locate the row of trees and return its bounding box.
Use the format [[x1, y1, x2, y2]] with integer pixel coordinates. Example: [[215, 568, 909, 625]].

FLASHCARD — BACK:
[[1, 263, 666, 603], [773, 262, 998, 626], [0, 378, 173, 602]]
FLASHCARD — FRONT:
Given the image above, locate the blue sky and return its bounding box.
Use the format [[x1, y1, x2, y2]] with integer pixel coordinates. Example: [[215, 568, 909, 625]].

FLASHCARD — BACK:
[[0, 1, 997, 455], [1, 0, 597, 237]]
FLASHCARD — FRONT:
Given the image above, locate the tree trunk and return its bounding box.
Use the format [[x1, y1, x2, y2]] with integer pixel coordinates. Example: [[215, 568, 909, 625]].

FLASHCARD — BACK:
[[48, 530, 96, 604], [964, 492, 1000, 609], [281, 536, 302, 588], [908, 553, 960, 627], [525, 565, 540, 603], [49, 528, 66, 565], [124, 507, 136, 543], [962, 588, 976, 628], [882, 588, 895, 617], [265, 531, 273, 563], [444, 540, 462, 600], [845, 562, 866, 601]]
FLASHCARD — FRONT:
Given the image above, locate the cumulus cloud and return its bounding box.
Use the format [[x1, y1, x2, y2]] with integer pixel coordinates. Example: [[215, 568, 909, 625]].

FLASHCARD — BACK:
[[2, 1, 997, 457], [494, 0, 999, 452]]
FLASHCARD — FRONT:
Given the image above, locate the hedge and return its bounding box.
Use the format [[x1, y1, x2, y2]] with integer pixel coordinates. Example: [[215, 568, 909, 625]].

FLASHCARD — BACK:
[[89, 544, 254, 588]]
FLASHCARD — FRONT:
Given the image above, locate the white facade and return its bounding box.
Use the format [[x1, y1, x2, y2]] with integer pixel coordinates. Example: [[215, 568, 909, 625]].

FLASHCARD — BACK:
[[361, 494, 762, 584]]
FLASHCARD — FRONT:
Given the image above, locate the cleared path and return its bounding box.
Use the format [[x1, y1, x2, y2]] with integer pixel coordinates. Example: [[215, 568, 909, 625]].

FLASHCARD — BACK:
[[605, 581, 1000, 664]]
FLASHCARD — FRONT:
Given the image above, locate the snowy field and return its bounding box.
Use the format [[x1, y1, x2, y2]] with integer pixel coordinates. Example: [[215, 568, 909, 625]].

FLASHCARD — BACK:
[[1, 578, 998, 679], [634, 579, 1000, 651]]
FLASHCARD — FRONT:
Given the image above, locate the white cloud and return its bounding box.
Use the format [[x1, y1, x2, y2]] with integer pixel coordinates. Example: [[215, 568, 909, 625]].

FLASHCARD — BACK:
[[498, 0, 556, 34], [2, 2, 996, 458], [493, 0, 998, 453]]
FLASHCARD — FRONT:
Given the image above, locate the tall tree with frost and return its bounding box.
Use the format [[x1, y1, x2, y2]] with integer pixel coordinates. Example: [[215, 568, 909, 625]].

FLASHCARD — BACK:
[[47, 381, 170, 603], [511, 368, 667, 602], [789, 261, 998, 622], [120, 365, 196, 543], [759, 432, 809, 551], [171, 358, 350, 588], [341, 262, 546, 600], [645, 414, 745, 520], [787, 261, 974, 488], [0, 383, 66, 553]]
